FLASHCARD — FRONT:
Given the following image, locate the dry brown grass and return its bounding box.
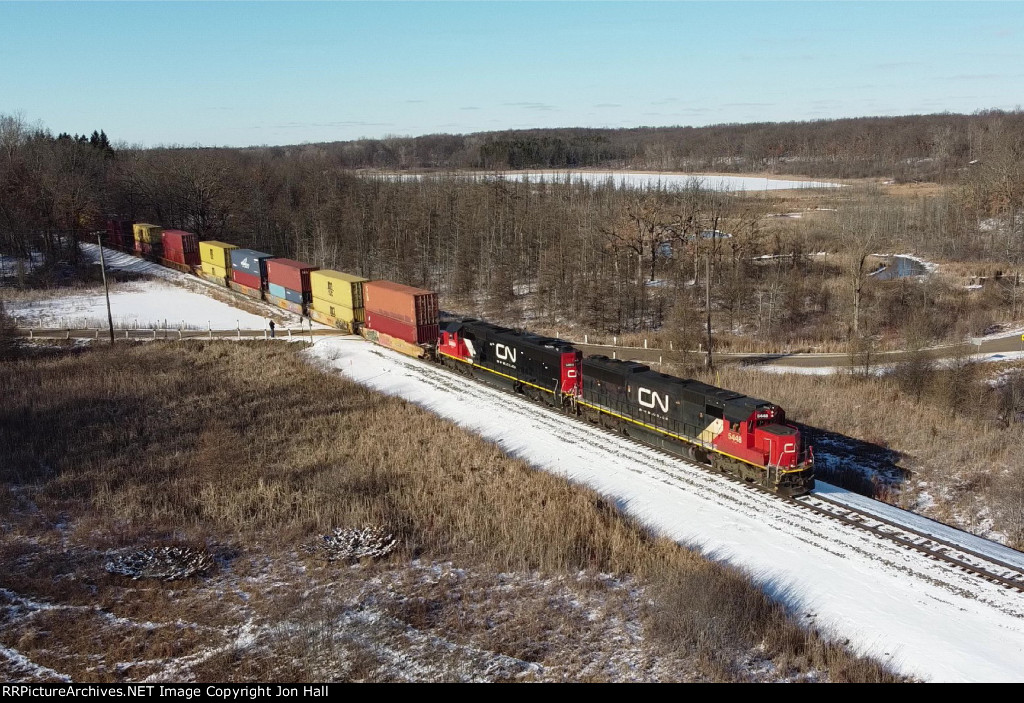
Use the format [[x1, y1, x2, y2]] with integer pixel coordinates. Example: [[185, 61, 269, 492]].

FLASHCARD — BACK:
[[0, 342, 905, 682]]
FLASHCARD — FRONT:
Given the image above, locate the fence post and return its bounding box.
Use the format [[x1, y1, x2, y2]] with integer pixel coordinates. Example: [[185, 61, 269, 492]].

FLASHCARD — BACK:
[[613, 336, 617, 345], [670, 341, 673, 351], [644, 338, 648, 349], [153, 329, 157, 339], [584, 334, 588, 344], [178, 329, 182, 340], [612, 351, 616, 359]]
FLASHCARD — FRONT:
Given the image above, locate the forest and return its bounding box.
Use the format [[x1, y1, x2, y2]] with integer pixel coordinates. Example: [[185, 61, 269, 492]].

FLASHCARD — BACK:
[[2, 109, 1023, 354]]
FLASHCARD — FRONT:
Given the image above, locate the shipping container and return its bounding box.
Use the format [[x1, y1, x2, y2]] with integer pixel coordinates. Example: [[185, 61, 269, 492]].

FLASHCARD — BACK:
[[201, 262, 229, 279], [266, 258, 317, 293], [162, 229, 199, 253], [364, 310, 438, 346], [310, 297, 363, 324], [199, 241, 238, 269], [360, 326, 429, 359], [283, 288, 305, 305], [198, 270, 229, 287], [362, 280, 438, 328], [229, 249, 275, 279], [228, 280, 263, 300], [139, 242, 162, 257], [308, 306, 358, 332], [231, 269, 262, 290], [264, 291, 305, 316], [133, 223, 162, 244], [163, 247, 200, 267], [267, 282, 288, 300], [309, 270, 366, 309], [106, 218, 132, 248]]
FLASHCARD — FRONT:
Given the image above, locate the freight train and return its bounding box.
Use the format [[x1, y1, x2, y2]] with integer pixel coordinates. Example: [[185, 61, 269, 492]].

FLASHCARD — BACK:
[[93, 218, 815, 496]]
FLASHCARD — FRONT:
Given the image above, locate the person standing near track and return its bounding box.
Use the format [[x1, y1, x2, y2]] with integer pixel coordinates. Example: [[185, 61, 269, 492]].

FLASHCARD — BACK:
[[269, 318, 276, 338]]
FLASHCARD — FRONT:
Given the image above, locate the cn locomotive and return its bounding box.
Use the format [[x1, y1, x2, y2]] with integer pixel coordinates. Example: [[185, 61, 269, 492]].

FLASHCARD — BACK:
[[438, 319, 814, 496], [92, 218, 815, 497]]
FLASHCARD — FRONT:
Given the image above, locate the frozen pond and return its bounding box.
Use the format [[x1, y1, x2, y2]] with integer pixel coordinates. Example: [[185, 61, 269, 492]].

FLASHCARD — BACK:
[[372, 170, 842, 192], [871, 255, 929, 281]]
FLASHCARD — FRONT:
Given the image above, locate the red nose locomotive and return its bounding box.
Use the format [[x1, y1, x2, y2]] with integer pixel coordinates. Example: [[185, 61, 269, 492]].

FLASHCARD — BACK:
[[578, 356, 813, 496], [436, 320, 813, 496]]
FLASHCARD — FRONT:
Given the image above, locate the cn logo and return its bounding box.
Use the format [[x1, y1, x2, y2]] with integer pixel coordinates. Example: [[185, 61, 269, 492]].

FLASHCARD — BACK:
[[637, 387, 670, 413], [495, 343, 517, 363]]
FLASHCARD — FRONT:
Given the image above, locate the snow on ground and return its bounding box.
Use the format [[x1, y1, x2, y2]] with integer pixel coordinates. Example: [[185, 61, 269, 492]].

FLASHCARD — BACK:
[[0, 253, 45, 277], [6, 281, 275, 330], [78, 242, 185, 282], [306, 338, 1024, 683], [381, 170, 842, 192]]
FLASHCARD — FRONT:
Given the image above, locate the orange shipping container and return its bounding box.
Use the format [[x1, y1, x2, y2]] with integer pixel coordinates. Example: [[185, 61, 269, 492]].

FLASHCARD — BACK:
[[362, 280, 438, 327]]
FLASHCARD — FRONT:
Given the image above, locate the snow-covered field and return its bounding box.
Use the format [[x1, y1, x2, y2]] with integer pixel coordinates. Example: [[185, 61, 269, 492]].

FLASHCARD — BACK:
[[3, 242, 323, 331], [380, 170, 842, 192], [306, 338, 1024, 683], [6, 281, 274, 330]]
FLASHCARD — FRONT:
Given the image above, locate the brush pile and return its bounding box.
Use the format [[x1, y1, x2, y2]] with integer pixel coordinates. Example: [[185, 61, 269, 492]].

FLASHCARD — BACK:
[[305, 526, 397, 562], [105, 546, 216, 580]]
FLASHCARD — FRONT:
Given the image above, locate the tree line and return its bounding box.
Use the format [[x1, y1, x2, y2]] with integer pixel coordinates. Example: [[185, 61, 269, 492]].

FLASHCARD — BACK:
[[2, 111, 1023, 352]]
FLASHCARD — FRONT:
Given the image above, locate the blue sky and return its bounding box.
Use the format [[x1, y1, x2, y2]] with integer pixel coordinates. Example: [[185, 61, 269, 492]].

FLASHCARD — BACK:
[[2, 1, 1022, 147]]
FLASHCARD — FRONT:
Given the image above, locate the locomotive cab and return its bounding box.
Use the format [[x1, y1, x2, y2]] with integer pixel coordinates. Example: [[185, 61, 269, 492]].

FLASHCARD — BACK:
[[755, 421, 814, 496]]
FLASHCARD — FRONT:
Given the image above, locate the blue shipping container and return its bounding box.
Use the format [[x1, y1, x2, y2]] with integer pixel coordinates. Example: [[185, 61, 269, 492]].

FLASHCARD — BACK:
[[283, 288, 305, 305], [268, 282, 288, 300], [230, 249, 274, 279]]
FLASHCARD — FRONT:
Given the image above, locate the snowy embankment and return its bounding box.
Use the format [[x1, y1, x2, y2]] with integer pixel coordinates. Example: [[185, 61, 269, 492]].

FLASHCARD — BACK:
[[5, 242, 321, 331], [306, 338, 1024, 683], [6, 282, 273, 331]]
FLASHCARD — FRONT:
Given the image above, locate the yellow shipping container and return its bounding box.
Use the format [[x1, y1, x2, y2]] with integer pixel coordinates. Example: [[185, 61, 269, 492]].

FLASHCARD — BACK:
[[310, 297, 363, 324], [309, 270, 366, 310], [199, 241, 238, 268], [201, 262, 229, 279], [133, 223, 162, 244]]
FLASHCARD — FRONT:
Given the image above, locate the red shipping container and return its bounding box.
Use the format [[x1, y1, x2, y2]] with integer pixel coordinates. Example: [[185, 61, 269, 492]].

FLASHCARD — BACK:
[[266, 258, 317, 293], [362, 280, 438, 327], [163, 247, 200, 267], [365, 310, 438, 346], [161, 229, 199, 254], [232, 269, 262, 290], [105, 218, 132, 248]]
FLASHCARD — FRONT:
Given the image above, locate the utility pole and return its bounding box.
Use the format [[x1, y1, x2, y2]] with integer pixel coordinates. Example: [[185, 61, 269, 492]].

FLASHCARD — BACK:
[[705, 251, 713, 369], [97, 234, 115, 344]]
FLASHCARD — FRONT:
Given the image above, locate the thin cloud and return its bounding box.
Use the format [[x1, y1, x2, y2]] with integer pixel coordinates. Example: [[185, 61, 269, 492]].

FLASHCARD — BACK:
[[502, 102, 556, 111]]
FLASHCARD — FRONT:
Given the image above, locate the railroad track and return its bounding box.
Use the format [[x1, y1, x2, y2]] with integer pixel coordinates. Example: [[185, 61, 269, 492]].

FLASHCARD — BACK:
[[365, 344, 1024, 596], [790, 493, 1024, 592]]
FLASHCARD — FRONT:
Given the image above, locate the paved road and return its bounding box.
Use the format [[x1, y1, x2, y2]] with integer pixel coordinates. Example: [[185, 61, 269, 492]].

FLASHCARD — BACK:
[[577, 336, 1024, 369]]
